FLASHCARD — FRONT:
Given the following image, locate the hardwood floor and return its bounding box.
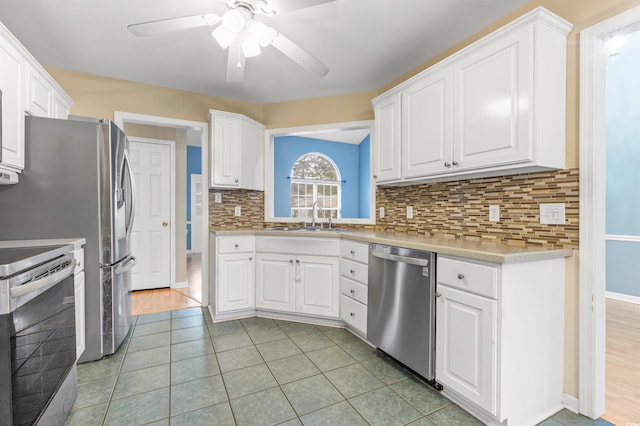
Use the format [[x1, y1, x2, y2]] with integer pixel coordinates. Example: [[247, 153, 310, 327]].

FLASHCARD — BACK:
[[131, 254, 202, 316], [602, 298, 640, 425]]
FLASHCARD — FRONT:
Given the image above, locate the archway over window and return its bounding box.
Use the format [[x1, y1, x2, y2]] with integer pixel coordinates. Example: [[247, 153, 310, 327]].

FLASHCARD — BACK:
[[290, 153, 341, 219]]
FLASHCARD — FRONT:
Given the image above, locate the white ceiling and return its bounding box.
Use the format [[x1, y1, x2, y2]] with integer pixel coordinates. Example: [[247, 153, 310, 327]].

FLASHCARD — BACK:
[[0, 0, 529, 104]]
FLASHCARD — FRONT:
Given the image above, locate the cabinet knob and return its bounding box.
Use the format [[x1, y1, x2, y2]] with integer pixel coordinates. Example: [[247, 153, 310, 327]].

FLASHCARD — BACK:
[[162, 221, 168, 227], [234, 243, 239, 248], [249, 257, 253, 261], [457, 273, 465, 280], [350, 312, 355, 317], [296, 259, 300, 264], [444, 162, 451, 168], [290, 259, 294, 264], [373, 174, 378, 179], [350, 250, 355, 255], [350, 269, 355, 274], [452, 161, 459, 166], [234, 178, 239, 183], [350, 289, 355, 294], [435, 292, 442, 298]]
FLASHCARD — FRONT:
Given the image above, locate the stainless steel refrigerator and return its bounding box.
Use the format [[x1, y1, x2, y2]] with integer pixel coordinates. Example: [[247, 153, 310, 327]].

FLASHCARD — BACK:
[[0, 115, 136, 362]]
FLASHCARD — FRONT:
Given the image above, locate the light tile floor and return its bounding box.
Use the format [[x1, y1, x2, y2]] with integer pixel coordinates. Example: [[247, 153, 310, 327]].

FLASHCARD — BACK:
[[66, 308, 612, 426]]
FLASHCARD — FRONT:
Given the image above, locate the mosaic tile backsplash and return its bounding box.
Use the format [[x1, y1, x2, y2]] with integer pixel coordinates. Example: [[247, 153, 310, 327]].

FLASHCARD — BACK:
[[209, 168, 579, 249]]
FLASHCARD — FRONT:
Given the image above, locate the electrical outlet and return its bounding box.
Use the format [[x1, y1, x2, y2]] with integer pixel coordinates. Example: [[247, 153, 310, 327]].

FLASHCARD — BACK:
[[379, 207, 385, 219], [489, 205, 500, 222], [406, 206, 413, 219], [540, 203, 565, 224], [234, 205, 241, 217], [214, 193, 222, 203]]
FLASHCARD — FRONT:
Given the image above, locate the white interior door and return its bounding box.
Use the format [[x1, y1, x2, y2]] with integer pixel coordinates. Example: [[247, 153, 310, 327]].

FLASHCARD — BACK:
[[190, 174, 203, 254], [129, 139, 174, 291]]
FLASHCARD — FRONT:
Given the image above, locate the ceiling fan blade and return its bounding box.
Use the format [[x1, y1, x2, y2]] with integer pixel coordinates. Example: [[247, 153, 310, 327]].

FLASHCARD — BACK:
[[127, 13, 221, 37], [226, 41, 246, 82], [271, 33, 329, 77], [266, 0, 336, 14]]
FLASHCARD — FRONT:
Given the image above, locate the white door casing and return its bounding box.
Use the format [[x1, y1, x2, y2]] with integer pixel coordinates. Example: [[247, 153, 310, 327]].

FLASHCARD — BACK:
[[129, 138, 175, 291], [579, 4, 640, 418], [190, 174, 203, 254]]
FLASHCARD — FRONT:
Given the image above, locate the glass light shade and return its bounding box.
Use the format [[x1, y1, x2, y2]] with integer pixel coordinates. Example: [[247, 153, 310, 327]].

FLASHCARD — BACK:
[[222, 9, 245, 33], [241, 37, 261, 57], [212, 26, 235, 49], [247, 20, 277, 47]]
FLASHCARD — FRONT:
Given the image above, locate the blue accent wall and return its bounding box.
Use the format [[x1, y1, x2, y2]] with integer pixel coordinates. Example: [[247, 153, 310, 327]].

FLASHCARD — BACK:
[[605, 30, 640, 296], [274, 135, 369, 218], [186, 146, 202, 250]]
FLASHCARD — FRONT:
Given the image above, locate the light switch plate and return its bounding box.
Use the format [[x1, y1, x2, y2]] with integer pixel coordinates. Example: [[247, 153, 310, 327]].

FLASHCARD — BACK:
[[214, 193, 222, 203], [489, 205, 500, 222], [234, 205, 241, 216], [540, 203, 565, 224], [406, 206, 413, 219], [379, 207, 385, 219]]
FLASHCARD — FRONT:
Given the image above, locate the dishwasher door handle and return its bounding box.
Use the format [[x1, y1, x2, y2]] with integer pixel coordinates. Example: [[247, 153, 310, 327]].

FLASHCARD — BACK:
[[370, 250, 428, 267]]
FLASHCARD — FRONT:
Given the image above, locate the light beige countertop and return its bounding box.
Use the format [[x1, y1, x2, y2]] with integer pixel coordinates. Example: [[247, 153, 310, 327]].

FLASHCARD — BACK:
[[0, 238, 86, 251], [211, 229, 572, 264]]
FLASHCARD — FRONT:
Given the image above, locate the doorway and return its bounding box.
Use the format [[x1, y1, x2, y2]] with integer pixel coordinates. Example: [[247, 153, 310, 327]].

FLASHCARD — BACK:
[[579, 4, 640, 421], [115, 111, 209, 315]]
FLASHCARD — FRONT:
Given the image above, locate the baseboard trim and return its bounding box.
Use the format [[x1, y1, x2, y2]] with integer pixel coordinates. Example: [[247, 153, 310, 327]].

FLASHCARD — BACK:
[[172, 281, 188, 289], [606, 291, 640, 305], [563, 394, 579, 414]]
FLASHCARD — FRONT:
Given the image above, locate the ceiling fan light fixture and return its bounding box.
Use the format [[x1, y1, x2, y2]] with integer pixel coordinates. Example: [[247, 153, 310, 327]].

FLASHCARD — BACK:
[[241, 36, 261, 57], [221, 9, 245, 33], [212, 26, 236, 49], [247, 20, 277, 47]]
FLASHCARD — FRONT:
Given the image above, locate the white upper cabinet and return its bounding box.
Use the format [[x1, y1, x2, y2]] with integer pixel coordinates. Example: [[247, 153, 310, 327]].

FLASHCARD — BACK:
[[372, 7, 572, 185], [209, 109, 265, 190], [373, 93, 401, 182], [0, 21, 73, 173], [402, 65, 453, 178]]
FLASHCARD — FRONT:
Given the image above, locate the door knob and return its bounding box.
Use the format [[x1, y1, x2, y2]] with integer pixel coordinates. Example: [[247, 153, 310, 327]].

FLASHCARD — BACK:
[[162, 221, 168, 227]]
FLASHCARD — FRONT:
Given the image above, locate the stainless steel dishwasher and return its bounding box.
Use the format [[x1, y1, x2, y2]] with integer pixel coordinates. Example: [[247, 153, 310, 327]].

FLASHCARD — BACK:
[[367, 243, 437, 382]]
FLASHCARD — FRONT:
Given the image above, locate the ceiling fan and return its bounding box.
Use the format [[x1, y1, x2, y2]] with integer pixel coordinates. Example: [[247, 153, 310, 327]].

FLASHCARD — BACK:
[[127, 0, 333, 82]]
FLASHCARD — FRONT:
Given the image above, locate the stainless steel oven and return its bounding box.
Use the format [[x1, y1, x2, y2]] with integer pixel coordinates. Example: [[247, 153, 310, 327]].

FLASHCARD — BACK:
[[0, 243, 77, 426]]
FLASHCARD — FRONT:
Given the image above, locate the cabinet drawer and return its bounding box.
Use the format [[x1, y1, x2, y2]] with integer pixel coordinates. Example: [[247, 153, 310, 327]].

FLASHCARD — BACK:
[[341, 240, 369, 264], [217, 236, 255, 253], [340, 295, 367, 335], [73, 248, 84, 274], [340, 259, 368, 285], [437, 256, 498, 299], [340, 278, 367, 305]]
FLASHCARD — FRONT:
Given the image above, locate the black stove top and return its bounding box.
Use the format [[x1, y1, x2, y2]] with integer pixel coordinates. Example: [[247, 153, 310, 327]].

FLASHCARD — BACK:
[[0, 244, 74, 277]]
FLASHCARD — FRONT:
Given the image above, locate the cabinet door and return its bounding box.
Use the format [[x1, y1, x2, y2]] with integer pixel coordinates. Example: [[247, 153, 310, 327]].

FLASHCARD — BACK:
[[296, 256, 339, 318], [74, 270, 86, 358], [53, 92, 71, 119], [436, 284, 497, 415], [452, 25, 531, 171], [0, 36, 25, 171], [402, 66, 453, 178], [238, 118, 265, 190], [255, 253, 295, 312], [26, 64, 53, 117], [211, 116, 240, 187], [217, 253, 255, 312], [373, 93, 402, 182]]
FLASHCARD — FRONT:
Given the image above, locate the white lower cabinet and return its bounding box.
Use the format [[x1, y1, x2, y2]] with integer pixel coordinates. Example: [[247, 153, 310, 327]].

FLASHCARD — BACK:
[[339, 240, 369, 336], [296, 255, 339, 317], [435, 255, 566, 426], [73, 248, 85, 359], [255, 253, 295, 312], [217, 253, 255, 312]]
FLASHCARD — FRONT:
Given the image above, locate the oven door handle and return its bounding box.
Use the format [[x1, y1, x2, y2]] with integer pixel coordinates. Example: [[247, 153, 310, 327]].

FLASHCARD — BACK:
[[10, 259, 76, 298], [370, 250, 429, 267]]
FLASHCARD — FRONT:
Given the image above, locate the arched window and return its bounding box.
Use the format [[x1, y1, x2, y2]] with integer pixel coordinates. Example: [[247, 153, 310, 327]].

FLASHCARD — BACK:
[[290, 153, 341, 219]]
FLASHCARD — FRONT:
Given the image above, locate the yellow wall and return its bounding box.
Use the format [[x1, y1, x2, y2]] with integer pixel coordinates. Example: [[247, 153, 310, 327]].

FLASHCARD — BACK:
[[44, 0, 640, 400]]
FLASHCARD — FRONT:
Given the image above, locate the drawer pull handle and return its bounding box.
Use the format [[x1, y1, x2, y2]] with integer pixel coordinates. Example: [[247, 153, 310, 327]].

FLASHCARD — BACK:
[[457, 273, 465, 280], [350, 312, 355, 317], [350, 269, 355, 274], [350, 289, 355, 294], [436, 292, 442, 298], [350, 250, 355, 255], [234, 244, 239, 248]]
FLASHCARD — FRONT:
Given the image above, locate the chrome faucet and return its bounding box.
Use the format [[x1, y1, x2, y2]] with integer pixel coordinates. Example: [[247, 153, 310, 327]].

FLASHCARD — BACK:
[[312, 201, 318, 227]]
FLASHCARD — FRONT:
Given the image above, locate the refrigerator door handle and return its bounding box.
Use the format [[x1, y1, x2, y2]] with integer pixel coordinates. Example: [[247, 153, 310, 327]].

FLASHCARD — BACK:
[[115, 256, 137, 275], [123, 150, 136, 240]]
